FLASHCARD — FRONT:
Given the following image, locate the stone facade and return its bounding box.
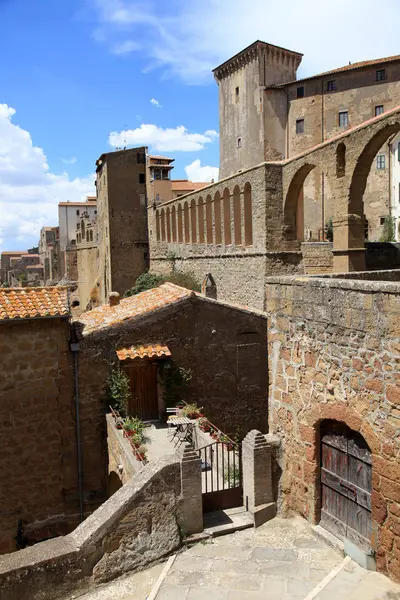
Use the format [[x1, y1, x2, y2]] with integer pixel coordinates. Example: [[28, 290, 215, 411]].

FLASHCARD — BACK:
[[96, 148, 149, 304], [266, 273, 400, 580], [301, 242, 334, 274]]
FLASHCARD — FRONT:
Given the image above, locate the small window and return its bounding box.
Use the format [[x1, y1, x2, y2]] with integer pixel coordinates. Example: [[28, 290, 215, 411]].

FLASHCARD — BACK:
[[377, 155, 386, 169], [375, 105, 384, 116], [139, 173, 145, 184], [339, 111, 348, 127], [296, 119, 304, 134], [235, 86, 239, 100], [94, 210, 97, 214], [237, 137, 242, 148], [376, 69, 386, 81], [137, 153, 146, 164], [380, 217, 386, 225], [327, 80, 336, 92], [297, 86, 304, 98], [76, 209, 80, 216]]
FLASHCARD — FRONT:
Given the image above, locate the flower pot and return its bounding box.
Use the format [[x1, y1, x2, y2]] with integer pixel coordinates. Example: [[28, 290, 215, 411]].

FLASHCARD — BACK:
[[224, 443, 234, 452], [136, 453, 145, 461]]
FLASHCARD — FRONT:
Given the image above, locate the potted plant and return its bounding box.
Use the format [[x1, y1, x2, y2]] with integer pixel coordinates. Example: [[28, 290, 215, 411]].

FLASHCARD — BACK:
[[131, 433, 142, 448], [220, 434, 234, 451], [198, 417, 210, 433], [210, 429, 220, 440], [123, 418, 135, 437], [136, 446, 147, 462], [182, 403, 203, 420]]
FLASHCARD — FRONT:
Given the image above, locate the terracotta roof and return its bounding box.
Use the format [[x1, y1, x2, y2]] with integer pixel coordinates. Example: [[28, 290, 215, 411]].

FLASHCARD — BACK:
[[25, 265, 44, 270], [59, 202, 97, 207], [271, 54, 400, 87], [172, 180, 210, 192], [78, 283, 194, 335], [1, 251, 28, 256], [116, 344, 171, 361], [148, 155, 174, 161], [0, 287, 70, 321]]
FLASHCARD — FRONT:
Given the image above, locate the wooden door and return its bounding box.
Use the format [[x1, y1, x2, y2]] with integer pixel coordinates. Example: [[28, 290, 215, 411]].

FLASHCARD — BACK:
[[125, 362, 158, 421], [320, 421, 372, 552]]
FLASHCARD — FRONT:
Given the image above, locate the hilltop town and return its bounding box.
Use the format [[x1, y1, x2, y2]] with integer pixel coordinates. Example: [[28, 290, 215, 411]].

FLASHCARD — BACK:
[[1, 40, 400, 600]]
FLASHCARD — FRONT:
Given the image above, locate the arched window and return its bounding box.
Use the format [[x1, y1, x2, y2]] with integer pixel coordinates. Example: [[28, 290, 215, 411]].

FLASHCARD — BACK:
[[166, 207, 171, 242], [86, 230, 90, 242], [184, 202, 190, 243], [161, 208, 166, 241], [191, 199, 197, 243], [198, 197, 205, 243], [156, 210, 160, 241], [223, 188, 231, 245], [90, 230, 93, 242], [336, 142, 346, 178], [244, 182, 253, 246], [171, 206, 177, 242], [214, 192, 222, 244], [233, 185, 242, 246], [177, 205, 183, 242], [206, 195, 213, 244]]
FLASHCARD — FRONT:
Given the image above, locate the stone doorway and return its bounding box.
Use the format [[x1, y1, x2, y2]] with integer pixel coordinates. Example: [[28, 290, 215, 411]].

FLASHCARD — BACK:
[[125, 361, 158, 421], [320, 420, 372, 553]]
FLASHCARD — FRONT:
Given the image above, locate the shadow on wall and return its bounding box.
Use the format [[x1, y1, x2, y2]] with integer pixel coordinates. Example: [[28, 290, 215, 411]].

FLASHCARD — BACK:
[[366, 242, 400, 270]]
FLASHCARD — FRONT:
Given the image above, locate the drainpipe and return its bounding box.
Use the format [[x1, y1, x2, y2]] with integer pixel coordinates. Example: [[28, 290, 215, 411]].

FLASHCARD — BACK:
[[388, 134, 396, 219], [71, 341, 84, 523], [321, 79, 325, 238]]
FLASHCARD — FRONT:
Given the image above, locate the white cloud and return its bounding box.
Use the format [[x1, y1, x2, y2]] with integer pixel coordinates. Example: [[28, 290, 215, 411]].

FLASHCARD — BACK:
[[0, 104, 94, 252], [112, 39, 140, 55], [150, 98, 162, 108], [90, 0, 400, 84], [62, 156, 77, 165], [185, 159, 219, 183], [108, 124, 218, 152]]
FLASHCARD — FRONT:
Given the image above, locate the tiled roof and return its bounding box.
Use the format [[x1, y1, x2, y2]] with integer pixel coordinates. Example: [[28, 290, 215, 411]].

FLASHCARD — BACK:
[[270, 54, 400, 87], [116, 344, 171, 361], [1, 251, 28, 256], [0, 287, 70, 321], [58, 202, 97, 207], [148, 155, 174, 161], [78, 283, 194, 335], [172, 180, 210, 192]]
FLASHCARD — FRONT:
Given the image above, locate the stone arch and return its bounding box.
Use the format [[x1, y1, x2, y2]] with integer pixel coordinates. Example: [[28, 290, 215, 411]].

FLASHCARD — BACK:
[[244, 182, 253, 246], [233, 185, 242, 246], [171, 206, 177, 242], [90, 229, 93, 242], [108, 471, 123, 497], [183, 201, 190, 243], [214, 191, 222, 245], [177, 204, 183, 242], [160, 208, 166, 241], [166, 207, 171, 242], [198, 197, 205, 243], [284, 163, 316, 241], [206, 195, 213, 244], [156, 210, 160, 241], [190, 198, 197, 243], [223, 188, 231, 245], [86, 230, 90, 242], [349, 123, 400, 216], [336, 142, 346, 178]]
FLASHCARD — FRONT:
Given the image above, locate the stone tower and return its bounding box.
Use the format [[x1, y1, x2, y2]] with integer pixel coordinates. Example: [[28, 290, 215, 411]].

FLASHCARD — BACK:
[[213, 41, 302, 179]]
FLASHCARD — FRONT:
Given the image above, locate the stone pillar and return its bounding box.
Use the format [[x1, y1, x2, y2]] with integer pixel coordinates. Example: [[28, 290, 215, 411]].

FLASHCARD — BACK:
[[333, 214, 366, 272], [177, 444, 203, 536], [242, 430, 277, 527]]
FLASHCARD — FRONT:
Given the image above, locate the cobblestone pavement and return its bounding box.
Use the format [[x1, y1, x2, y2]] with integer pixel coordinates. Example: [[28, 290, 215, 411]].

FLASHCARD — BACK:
[[76, 517, 400, 600]]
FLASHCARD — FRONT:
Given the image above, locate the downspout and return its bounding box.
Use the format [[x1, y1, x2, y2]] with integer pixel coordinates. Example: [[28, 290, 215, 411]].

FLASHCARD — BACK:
[[388, 134, 396, 219], [286, 88, 289, 159], [321, 79, 325, 239], [71, 340, 84, 523]]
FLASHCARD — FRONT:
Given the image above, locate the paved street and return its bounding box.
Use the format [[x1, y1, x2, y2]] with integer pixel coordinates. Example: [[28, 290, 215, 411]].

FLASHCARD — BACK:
[[76, 517, 400, 600]]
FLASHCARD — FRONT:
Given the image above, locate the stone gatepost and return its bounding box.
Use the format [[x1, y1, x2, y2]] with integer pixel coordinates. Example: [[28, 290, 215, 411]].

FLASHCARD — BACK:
[[242, 430, 277, 527], [177, 444, 203, 536]]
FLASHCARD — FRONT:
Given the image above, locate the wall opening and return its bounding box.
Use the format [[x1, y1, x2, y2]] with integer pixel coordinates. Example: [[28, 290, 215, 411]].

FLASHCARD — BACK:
[[223, 188, 231, 245], [284, 163, 316, 241], [244, 182, 253, 246], [184, 202, 190, 244], [214, 192, 222, 245], [177, 205, 183, 243], [198, 197, 205, 243], [166, 207, 171, 242], [191, 199, 197, 243], [161, 208, 166, 241], [171, 206, 177, 242], [336, 142, 346, 178], [156, 211, 160, 241], [206, 195, 213, 244], [233, 185, 242, 246]]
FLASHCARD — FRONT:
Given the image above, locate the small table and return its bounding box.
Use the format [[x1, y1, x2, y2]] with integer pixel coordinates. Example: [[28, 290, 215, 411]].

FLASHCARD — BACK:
[[167, 416, 195, 446]]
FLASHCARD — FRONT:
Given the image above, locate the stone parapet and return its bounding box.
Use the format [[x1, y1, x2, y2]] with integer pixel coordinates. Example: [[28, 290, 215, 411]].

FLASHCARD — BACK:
[[176, 444, 203, 536]]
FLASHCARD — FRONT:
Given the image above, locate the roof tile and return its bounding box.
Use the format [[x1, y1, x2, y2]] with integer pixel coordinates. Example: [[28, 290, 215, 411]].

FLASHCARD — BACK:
[[0, 287, 70, 321], [116, 344, 171, 361]]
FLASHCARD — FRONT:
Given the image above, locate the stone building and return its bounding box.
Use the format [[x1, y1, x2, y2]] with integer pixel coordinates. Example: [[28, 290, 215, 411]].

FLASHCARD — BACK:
[[58, 196, 97, 280], [76, 210, 100, 311], [146, 154, 209, 205], [265, 270, 400, 580], [76, 282, 268, 436], [95, 147, 149, 304], [214, 40, 400, 241], [0, 287, 104, 552], [0, 251, 28, 285], [390, 132, 400, 240], [38, 226, 60, 283]]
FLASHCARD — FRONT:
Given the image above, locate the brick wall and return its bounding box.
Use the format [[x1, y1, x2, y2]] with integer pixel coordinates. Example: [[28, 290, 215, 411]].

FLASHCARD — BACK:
[[266, 274, 400, 580]]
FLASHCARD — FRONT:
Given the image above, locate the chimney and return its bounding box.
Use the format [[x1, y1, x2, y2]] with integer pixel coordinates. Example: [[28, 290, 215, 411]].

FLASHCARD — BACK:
[[109, 292, 120, 307]]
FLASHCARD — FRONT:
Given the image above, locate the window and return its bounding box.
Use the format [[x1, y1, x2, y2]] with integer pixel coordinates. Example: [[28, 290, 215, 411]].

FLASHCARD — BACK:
[[235, 86, 239, 100], [327, 80, 336, 92], [139, 194, 146, 206], [296, 119, 304, 134], [375, 105, 384, 116], [376, 69, 386, 81], [297, 86, 304, 98], [380, 217, 386, 225], [76, 209, 80, 216], [237, 137, 242, 148], [139, 173, 145, 184], [377, 155, 385, 169], [339, 111, 348, 127], [137, 152, 145, 164], [94, 210, 97, 214]]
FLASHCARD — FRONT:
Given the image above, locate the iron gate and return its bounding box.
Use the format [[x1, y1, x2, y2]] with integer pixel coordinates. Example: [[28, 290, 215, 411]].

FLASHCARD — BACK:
[[197, 441, 242, 513]]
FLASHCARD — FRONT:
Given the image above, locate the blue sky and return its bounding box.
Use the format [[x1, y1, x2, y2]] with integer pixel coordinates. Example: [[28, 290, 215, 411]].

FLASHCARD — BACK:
[[1, 0, 400, 251]]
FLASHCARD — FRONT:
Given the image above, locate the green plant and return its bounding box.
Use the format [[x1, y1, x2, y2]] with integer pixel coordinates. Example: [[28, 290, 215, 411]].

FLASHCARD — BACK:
[[107, 368, 130, 416], [124, 272, 164, 297], [379, 216, 395, 242], [123, 269, 201, 297], [224, 464, 241, 487], [160, 362, 193, 408], [164, 270, 201, 292], [182, 402, 202, 418], [325, 217, 334, 242]]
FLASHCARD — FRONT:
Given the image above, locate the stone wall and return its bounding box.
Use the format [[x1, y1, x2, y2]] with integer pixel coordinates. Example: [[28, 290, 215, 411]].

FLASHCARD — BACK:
[[106, 414, 143, 488], [301, 242, 333, 274], [65, 247, 78, 281], [0, 456, 184, 600], [265, 274, 400, 580], [77, 243, 99, 310]]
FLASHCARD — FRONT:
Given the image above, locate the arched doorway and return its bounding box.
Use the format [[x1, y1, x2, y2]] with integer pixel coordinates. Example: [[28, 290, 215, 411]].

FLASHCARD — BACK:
[[284, 163, 316, 242], [320, 420, 371, 551]]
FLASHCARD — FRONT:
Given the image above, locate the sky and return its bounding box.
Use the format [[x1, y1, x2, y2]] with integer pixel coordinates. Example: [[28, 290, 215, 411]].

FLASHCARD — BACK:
[[1, 0, 400, 252]]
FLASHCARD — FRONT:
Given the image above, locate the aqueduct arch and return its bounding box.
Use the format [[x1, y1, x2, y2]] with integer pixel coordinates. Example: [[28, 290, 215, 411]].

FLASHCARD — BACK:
[[284, 163, 316, 242]]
